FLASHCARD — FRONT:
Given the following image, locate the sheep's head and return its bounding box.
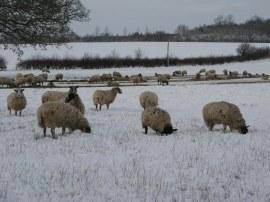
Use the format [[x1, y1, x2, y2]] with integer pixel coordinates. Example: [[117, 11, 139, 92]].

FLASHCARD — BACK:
[[162, 123, 177, 135], [238, 126, 249, 134], [113, 87, 122, 94], [14, 88, 25, 98], [79, 117, 91, 133]]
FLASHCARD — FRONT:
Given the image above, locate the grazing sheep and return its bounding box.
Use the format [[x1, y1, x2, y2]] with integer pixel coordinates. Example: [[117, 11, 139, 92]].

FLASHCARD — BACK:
[[14, 77, 27, 87], [55, 73, 63, 81], [93, 87, 122, 110], [108, 80, 120, 86], [141, 106, 177, 135], [24, 74, 35, 86], [0, 77, 15, 87], [88, 75, 101, 83], [113, 71, 122, 77], [100, 73, 113, 81], [172, 71, 182, 76], [223, 69, 228, 75], [262, 73, 269, 80], [157, 75, 169, 85], [37, 101, 91, 138], [229, 71, 238, 78], [16, 73, 23, 79], [205, 72, 217, 80], [195, 73, 201, 80], [181, 70, 187, 76], [47, 81, 56, 88], [42, 68, 50, 73], [7, 89, 27, 116], [199, 68, 206, 74], [139, 91, 158, 109], [202, 101, 249, 134], [41, 86, 78, 103], [242, 70, 248, 78]]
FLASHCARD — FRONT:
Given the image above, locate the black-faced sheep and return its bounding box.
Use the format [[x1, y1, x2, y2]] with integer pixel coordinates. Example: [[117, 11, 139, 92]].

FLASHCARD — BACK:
[[202, 101, 249, 134], [7, 89, 27, 116], [37, 101, 91, 138], [93, 87, 122, 110], [139, 91, 158, 109], [141, 106, 177, 135], [41, 86, 78, 103], [64, 88, 85, 115]]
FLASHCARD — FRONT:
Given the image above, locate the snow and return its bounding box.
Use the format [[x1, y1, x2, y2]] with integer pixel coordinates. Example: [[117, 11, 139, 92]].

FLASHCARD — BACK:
[[1, 42, 269, 70], [1, 43, 270, 201]]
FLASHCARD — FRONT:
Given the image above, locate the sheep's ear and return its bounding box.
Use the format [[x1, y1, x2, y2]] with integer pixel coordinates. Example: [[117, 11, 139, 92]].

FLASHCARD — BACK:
[[246, 125, 250, 128], [173, 129, 177, 131], [20, 89, 24, 92], [14, 89, 18, 92]]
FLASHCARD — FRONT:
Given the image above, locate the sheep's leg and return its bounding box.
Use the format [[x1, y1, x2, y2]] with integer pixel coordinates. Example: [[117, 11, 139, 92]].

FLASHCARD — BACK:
[[19, 111, 22, 116], [43, 127, 46, 137], [106, 104, 109, 109], [62, 127, 66, 135], [99, 105, 102, 111], [15, 110, 17, 116], [207, 121, 214, 131], [51, 128, 57, 139], [95, 104, 98, 110], [144, 126, 148, 134]]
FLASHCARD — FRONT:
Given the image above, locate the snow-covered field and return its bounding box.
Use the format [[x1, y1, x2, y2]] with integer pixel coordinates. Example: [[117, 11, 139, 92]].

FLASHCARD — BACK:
[[1, 42, 270, 70], [1, 42, 270, 201]]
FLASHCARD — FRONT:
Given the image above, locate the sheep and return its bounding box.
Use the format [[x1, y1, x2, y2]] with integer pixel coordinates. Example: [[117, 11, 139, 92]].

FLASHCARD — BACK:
[[7, 88, 27, 116], [229, 71, 238, 78], [42, 68, 50, 73], [141, 106, 177, 135], [55, 73, 63, 81], [41, 86, 78, 103], [157, 75, 169, 85], [100, 73, 112, 81], [202, 101, 249, 134], [195, 73, 201, 80], [16, 73, 23, 79], [205, 72, 217, 80], [242, 70, 248, 78], [139, 91, 158, 109], [0, 77, 15, 87], [47, 81, 56, 88], [93, 87, 122, 110], [14, 77, 27, 87], [181, 70, 187, 76], [262, 73, 269, 80], [107, 80, 120, 86], [113, 71, 122, 77], [223, 69, 228, 75], [37, 101, 91, 138], [131, 75, 141, 85], [172, 71, 182, 76], [63, 87, 85, 115], [199, 68, 206, 74], [24, 74, 35, 86], [88, 75, 101, 83]]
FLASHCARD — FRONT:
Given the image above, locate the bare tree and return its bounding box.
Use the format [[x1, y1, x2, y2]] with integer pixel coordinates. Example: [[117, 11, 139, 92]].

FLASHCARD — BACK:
[[0, 0, 90, 56], [175, 24, 189, 37]]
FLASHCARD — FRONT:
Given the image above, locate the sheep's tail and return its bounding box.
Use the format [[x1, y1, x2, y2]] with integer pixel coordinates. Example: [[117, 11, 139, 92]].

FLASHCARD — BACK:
[[37, 111, 45, 128]]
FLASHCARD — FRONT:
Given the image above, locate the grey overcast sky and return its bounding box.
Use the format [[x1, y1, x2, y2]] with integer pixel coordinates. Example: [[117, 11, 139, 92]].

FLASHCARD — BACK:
[[71, 0, 270, 36]]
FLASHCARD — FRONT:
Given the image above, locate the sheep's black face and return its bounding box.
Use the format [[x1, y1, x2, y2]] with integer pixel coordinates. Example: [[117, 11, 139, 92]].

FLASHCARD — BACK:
[[65, 92, 76, 103], [116, 87, 122, 94], [239, 126, 249, 134], [84, 127, 91, 133], [162, 125, 177, 135]]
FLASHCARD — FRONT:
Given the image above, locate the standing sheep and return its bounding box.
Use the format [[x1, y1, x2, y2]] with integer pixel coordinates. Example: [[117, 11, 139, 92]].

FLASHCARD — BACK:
[[41, 86, 77, 103], [64, 88, 85, 115], [7, 89, 27, 116], [139, 91, 158, 109], [55, 73, 63, 81], [202, 101, 249, 134], [157, 75, 169, 85], [93, 87, 122, 110], [141, 106, 177, 135], [37, 101, 91, 138]]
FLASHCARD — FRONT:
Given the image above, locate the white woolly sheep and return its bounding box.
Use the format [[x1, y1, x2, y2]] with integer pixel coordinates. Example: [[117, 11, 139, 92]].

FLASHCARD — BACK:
[[100, 73, 112, 81], [181, 70, 187, 76], [172, 71, 182, 76], [262, 73, 269, 80], [37, 101, 91, 138], [223, 69, 228, 75], [141, 106, 177, 135], [16, 73, 23, 79], [113, 71, 122, 77], [88, 75, 101, 83], [229, 71, 238, 78], [202, 101, 249, 134], [55, 73, 63, 81], [108, 80, 120, 86], [0, 77, 15, 87], [205, 72, 217, 80], [199, 68, 206, 74], [131, 75, 141, 85], [7, 89, 27, 116], [93, 87, 122, 110], [242, 70, 248, 78], [139, 91, 158, 109], [42, 68, 50, 73], [157, 75, 169, 85]]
